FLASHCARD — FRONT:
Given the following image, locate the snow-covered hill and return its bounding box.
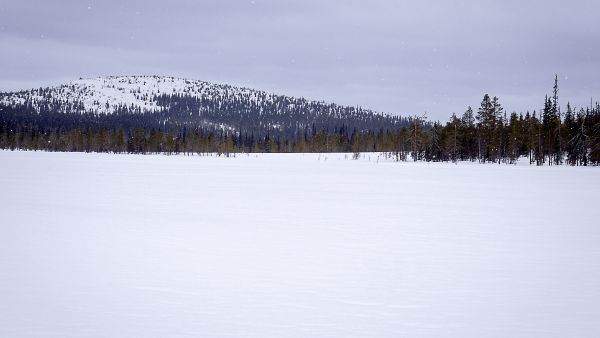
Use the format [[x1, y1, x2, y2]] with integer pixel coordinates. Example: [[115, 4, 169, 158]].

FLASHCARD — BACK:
[[0, 75, 407, 136], [0, 75, 278, 114]]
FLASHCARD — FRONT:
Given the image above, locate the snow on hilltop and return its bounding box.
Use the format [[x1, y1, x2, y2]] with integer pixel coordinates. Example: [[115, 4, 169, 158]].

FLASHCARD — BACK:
[[0, 75, 406, 134], [0, 75, 282, 114]]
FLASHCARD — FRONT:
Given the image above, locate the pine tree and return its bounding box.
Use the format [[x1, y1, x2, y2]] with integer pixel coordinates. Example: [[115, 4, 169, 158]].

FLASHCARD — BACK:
[[408, 114, 426, 161], [476, 94, 501, 162], [553, 74, 563, 164]]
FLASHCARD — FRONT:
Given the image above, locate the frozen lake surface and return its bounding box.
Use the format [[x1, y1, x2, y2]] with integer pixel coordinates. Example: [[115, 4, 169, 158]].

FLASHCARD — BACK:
[[1, 151, 599, 337]]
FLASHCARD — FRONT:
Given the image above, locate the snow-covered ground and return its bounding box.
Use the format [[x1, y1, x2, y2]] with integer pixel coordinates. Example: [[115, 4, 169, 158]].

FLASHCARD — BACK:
[[0, 75, 286, 114], [1, 151, 599, 338]]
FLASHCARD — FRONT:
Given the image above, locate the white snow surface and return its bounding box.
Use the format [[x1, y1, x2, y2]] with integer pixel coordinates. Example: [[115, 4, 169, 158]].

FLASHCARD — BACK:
[[0, 75, 270, 114], [1, 151, 600, 337]]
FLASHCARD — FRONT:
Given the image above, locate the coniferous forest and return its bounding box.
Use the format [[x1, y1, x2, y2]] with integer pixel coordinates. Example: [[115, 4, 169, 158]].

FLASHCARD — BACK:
[[1, 76, 599, 165]]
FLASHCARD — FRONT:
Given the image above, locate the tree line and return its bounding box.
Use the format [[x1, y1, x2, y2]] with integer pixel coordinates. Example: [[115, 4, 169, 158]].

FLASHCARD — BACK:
[[1, 76, 599, 165]]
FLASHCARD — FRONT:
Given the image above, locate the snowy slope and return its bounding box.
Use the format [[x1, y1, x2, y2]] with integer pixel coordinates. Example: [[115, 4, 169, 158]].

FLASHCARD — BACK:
[[0, 75, 285, 114], [1, 151, 600, 338], [0, 76, 406, 134]]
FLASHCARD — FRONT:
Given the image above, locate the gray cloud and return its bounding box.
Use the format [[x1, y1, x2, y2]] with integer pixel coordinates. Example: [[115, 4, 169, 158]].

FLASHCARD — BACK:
[[0, 0, 598, 120]]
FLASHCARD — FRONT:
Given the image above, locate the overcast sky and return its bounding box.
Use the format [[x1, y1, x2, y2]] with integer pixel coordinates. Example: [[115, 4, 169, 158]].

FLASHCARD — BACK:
[[0, 0, 598, 120]]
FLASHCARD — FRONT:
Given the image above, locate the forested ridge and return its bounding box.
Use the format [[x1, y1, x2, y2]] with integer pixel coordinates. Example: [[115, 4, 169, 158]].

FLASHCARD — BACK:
[[1, 75, 599, 165]]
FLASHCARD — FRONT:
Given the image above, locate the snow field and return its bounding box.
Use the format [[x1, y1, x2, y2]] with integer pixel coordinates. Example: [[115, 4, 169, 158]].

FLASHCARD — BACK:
[[1, 151, 599, 337]]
